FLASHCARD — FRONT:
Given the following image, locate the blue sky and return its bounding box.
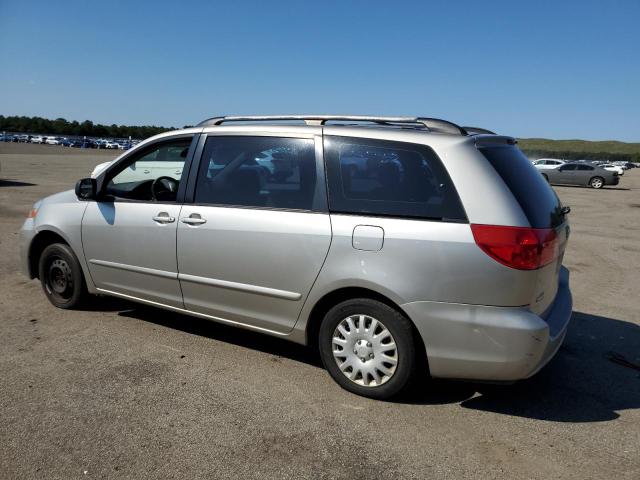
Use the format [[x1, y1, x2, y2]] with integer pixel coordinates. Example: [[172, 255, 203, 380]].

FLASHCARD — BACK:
[[0, 0, 638, 141]]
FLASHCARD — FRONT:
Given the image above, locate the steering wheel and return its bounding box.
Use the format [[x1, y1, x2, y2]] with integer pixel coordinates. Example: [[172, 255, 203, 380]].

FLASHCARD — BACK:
[[151, 176, 179, 201]]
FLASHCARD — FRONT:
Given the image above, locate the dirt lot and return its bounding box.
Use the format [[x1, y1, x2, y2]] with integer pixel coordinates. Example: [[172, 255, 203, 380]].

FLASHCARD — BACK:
[[1, 143, 638, 479]]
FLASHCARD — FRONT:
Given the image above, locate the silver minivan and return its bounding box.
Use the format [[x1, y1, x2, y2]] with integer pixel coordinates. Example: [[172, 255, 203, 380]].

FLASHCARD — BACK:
[[20, 115, 573, 399]]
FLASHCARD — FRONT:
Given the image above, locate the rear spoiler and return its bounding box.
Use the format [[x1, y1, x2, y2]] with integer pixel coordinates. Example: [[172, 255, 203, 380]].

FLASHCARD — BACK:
[[473, 135, 517, 147]]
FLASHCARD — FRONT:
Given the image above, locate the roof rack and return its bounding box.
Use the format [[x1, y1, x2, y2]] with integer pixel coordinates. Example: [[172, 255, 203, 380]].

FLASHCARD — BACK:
[[196, 115, 472, 135]]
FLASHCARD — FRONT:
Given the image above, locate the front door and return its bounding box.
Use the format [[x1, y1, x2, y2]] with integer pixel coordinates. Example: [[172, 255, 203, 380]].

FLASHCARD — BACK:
[[177, 133, 331, 333], [82, 136, 195, 307]]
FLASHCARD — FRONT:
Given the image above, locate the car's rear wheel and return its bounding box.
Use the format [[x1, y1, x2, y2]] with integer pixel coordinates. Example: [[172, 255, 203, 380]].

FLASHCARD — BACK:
[[319, 298, 417, 399], [589, 176, 604, 189], [38, 243, 87, 309]]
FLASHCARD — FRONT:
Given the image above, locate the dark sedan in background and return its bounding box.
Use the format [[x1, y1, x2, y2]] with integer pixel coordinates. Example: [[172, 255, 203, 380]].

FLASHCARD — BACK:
[[542, 162, 619, 188]]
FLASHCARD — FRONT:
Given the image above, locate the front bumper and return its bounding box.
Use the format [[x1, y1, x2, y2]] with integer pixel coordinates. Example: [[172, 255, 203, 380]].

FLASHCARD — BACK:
[[401, 267, 572, 381], [20, 219, 37, 278]]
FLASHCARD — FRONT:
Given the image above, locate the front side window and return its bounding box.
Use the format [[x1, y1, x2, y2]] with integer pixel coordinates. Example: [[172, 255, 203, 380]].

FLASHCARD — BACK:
[[104, 137, 192, 201], [194, 136, 318, 210], [324, 136, 466, 221]]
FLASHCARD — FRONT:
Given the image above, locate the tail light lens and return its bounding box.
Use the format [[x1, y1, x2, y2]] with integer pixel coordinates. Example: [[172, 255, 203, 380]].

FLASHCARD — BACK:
[[471, 224, 559, 270]]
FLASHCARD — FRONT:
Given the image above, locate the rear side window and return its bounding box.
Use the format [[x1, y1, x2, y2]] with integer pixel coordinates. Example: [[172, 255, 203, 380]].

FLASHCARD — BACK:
[[324, 136, 466, 221], [480, 146, 564, 228], [194, 136, 319, 211]]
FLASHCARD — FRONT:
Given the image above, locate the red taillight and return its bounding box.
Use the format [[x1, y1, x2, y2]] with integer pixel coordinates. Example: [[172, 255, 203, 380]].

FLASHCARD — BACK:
[[471, 224, 559, 270]]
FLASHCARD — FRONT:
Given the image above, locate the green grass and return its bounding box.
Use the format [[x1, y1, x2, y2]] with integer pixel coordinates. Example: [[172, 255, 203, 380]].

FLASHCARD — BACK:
[[517, 138, 640, 162]]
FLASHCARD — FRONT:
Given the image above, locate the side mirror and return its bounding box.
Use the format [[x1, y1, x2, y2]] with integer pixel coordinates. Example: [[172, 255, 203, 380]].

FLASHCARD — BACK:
[[75, 178, 97, 200]]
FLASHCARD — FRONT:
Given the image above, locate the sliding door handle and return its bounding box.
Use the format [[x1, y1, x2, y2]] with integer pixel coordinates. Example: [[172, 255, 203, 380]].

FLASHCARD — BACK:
[[181, 215, 207, 225]]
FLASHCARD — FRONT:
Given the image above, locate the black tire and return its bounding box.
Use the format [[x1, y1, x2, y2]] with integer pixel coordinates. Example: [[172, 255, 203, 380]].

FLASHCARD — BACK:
[[589, 176, 604, 189], [38, 243, 87, 309], [318, 298, 417, 400]]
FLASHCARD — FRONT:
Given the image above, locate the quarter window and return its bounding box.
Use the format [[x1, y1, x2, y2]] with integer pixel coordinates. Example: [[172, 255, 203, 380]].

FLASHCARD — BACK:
[[324, 136, 466, 221], [194, 136, 318, 210]]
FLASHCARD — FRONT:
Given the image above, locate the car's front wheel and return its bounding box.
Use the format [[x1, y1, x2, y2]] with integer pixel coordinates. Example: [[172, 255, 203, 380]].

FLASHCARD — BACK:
[[319, 298, 417, 399], [38, 243, 88, 309], [589, 176, 604, 189]]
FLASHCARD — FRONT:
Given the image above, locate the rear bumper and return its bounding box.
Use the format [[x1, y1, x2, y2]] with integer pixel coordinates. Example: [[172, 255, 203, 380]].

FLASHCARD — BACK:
[[401, 267, 572, 381]]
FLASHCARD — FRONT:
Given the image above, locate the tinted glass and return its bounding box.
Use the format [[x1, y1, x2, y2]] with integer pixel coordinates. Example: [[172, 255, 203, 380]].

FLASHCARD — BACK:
[[562, 164, 577, 171], [324, 136, 466, 221], [577, 164, 594, 171], [105, 138, 192, 201], [480, 145, 564, 228], [195, 136, 318, 210]]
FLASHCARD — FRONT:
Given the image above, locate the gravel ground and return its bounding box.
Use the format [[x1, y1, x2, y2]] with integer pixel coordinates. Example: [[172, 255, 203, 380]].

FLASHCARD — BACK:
[[1, 143, 638, 479]]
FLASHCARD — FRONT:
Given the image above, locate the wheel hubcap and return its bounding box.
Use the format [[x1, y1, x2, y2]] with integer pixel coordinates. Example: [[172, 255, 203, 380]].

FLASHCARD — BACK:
[[593, 179, 603, 187], [332, 314, 398, 387], [47, 258, 73, 298]]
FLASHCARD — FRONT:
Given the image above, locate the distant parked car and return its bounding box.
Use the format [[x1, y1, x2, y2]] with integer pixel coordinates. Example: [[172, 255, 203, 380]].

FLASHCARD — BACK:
[[0, 134, 16, 142], [542, 162, 619, 188], [16, 134, 30, 143], [30, 136, 44, 144], [533, 158, 565, 170], [598, 163, 625, 175], [60, 138, 75, 147], [45, 137, 63, 145], [612, 161, 634, 170], [90, 160, 116, 178]]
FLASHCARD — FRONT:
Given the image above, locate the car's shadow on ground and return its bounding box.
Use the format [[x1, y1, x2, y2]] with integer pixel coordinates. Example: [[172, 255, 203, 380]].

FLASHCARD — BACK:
[[115, 305, 639, 423], [116, 304, 323, 368], [554, 184, 631, 191], [0, 179, 36, 187]]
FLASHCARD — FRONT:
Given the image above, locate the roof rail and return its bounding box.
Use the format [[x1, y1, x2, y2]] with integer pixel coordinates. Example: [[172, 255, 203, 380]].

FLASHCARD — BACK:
[[463, 126, 496, 135], [196, 115, 471, 135]]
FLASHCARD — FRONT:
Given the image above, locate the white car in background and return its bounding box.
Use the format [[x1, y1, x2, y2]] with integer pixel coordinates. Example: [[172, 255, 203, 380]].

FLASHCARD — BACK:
[[533, 158, 565, 170], [45, 137, 63, 145], [599, 163, 624, 175], [90, 143, 186, 182], [30, 136, 44, 144], [91, 160, 114, 178]]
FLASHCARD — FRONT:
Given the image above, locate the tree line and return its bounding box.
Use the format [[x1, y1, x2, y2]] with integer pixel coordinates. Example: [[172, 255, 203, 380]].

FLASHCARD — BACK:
[[0, 115, 185, 139]]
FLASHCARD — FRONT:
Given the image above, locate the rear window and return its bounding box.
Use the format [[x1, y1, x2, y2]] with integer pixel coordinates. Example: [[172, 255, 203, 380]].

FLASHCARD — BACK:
[[324, 136, 466, 221], [480, 146, 564, 228]]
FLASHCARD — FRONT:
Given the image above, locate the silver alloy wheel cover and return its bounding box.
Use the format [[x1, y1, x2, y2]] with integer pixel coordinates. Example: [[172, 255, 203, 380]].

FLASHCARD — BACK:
[[591, 178, 603, 188], [331, 314, 398, 387]]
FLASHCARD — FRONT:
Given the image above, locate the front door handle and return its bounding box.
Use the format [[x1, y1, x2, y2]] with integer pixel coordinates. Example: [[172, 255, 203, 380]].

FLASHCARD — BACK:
[[181, 214, 207, 225], [153, 213, 175, 223]]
